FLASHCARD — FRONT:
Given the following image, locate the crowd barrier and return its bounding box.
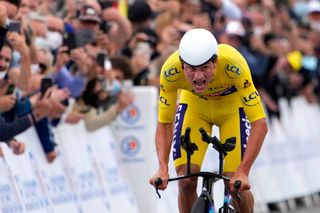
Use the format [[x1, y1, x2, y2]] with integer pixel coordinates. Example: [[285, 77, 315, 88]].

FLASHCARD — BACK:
[[1, 86, 320, 213]]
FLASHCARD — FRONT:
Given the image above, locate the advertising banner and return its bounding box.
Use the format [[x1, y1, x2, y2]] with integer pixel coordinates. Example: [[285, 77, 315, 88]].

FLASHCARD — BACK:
[[2, 128, 51, 213], [111, 86, 159, 213], [54, 122, 108, 213]]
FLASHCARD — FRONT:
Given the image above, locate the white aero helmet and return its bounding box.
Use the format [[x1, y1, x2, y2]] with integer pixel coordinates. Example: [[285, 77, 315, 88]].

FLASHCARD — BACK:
[[179, 28, 218, 67]]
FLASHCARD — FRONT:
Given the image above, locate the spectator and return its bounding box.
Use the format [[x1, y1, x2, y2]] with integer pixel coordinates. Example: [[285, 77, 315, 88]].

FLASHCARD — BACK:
[[78, 76, 134, 131], [128, 0, 154, 33], [109, 55, 133, 81], [0, 0, 20, 20], [0, 4, 8, 50], [102, 5, 133, 55]]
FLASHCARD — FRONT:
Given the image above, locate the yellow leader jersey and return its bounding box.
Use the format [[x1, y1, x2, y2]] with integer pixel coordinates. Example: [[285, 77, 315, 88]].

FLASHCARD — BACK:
[[158, 44, 266, 124]]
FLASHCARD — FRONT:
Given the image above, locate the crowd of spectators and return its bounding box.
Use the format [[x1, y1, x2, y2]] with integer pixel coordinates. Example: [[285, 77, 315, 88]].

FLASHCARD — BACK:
[[0, 0, 319, 162]]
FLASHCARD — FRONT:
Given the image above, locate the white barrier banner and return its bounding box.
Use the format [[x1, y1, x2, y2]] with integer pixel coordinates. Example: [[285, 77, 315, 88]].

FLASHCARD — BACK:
[[0, 154, 25, 213], [111, 86, 159, 213], [16, 127, 79, 213], [251, 97, 320, 203], [290, 98, 320, 192], [1, 128, 51, 213], [54, 122, 108, 213], [85, 126, 140, 213]]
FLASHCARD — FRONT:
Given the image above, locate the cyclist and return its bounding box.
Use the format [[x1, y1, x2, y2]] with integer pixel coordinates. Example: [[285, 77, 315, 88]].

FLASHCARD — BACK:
[[149, 28, 268, 213]]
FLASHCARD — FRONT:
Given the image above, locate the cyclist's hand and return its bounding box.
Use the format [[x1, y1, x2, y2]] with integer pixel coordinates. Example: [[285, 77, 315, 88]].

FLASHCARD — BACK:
[[230, 172, 251, 194], [149, 170, 169, 190]]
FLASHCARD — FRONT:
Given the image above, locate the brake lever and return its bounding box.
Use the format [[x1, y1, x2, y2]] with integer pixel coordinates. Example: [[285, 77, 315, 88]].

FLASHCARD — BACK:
[[154, 177, 163, 199], [234, 180, 242, 202]]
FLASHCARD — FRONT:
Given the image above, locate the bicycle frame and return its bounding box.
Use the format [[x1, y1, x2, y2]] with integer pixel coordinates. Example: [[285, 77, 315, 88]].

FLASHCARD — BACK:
[[168, 172, 231, 213], [155, 127, 240, 213]]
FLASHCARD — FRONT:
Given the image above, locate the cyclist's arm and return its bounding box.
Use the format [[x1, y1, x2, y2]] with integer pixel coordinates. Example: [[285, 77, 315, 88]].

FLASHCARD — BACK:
[[155, 121, 174, 173], [234, 75, 268, 177], [153, 51, 182, 186], [236, 118, 267, 176], [222, 44, 268, 190]]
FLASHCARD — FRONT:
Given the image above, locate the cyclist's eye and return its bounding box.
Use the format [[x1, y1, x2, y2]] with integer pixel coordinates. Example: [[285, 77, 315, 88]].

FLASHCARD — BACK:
[[201, 65, 210, 71]]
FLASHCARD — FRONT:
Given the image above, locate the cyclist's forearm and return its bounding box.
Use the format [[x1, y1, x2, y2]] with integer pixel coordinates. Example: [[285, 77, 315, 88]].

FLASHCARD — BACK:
[[155, 121, 173, 171], [237, 118, 268, 175]]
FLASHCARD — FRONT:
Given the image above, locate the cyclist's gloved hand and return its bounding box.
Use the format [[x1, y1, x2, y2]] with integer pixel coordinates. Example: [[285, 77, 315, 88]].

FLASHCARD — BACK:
[[149, 168, 169, 190]]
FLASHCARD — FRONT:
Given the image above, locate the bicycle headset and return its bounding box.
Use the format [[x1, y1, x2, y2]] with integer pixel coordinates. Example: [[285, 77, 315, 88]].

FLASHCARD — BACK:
[[178, 28, 218, 67]]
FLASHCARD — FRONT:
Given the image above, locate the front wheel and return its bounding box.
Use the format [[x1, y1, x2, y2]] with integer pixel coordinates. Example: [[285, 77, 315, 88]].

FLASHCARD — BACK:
[[191, 196, 211, 213], [218, 205, 235, 213]]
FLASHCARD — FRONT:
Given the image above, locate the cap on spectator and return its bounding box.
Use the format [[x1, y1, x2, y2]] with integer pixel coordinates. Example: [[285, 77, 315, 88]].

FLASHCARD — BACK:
[[287, 50, 302, 72], [128, 0, 152, 23], [78, 5, 101, 23], [225, 20, 245, 37], [307, 0, 320, 14]]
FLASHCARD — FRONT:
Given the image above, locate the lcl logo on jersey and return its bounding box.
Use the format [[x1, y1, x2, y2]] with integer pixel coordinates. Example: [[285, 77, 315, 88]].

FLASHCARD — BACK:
[[243, 79, 251, 88], [164, 67, 181, 82], [160, 84, 166, 92], [225, 64, 240, 79], [243, 91, 260, 106], [159, 96, 170, 106]]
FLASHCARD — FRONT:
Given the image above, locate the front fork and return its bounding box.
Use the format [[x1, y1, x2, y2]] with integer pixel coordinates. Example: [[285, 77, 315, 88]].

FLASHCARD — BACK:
[[218, 187, 235, 213]]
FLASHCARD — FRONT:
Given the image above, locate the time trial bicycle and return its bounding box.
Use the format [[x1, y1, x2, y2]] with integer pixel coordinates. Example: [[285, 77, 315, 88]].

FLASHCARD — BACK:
[[154, 127, 241, 213]]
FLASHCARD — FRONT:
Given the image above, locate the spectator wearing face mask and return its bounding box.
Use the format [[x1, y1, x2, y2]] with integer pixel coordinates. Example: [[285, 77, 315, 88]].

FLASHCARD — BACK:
[[45, 15, 64, 52], [77, 76, 134, 131], [65, 4, 102, 48]]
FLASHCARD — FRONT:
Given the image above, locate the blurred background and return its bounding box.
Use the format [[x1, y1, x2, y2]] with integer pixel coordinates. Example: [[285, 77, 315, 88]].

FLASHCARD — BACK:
[[0, 0, 320, 212]]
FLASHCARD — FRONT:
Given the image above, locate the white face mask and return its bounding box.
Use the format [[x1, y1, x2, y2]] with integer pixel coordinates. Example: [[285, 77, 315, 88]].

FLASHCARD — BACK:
[[34, 37, 47, 48], [31, 64, 40, 74], [46, 31, 63, 50], [11, 50, 21, 66], [0, 71, 7, 79], [302, 56, 318, 71], [105, 79, 122, 97], [310, 21, 320, 32]]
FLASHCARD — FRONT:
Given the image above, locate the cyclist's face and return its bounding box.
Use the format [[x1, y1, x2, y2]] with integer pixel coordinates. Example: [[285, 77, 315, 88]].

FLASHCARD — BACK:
[[183, 60, 216, 93]]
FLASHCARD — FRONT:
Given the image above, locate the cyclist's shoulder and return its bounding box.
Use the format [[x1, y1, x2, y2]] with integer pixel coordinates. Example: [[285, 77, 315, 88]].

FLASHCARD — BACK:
[[217, 44, 250, 79], [160, 50, 185, 86], [217, 43, 246, 63], [161, 50, 180, 69]]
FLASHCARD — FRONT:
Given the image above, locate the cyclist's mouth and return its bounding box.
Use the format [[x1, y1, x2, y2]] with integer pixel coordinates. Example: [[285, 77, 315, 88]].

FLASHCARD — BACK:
[[193, 80, 207, 92]]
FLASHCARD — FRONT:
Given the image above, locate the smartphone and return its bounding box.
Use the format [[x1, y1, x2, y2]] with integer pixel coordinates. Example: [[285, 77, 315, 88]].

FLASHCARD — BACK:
[[6, 84, 15, 95], [99, 20, 111, 34], [62, 32, 77, 53], [96, 52, 106, 68], [100, 0, 115, 10], [8, 21, 21, 33], [40, 78, 53, 98]]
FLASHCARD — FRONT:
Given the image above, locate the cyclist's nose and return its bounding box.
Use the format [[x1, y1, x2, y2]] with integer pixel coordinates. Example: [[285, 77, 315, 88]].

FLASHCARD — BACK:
[[193, 70, 205, 79]]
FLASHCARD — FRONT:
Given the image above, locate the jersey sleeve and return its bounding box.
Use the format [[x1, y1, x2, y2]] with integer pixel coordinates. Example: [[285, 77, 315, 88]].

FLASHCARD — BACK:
[[158, 51, 182, 123], [221, 45, 266, 122]]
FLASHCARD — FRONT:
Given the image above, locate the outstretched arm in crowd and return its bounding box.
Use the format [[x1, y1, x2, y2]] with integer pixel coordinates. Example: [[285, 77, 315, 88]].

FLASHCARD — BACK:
[[6, 32, 32, 93]]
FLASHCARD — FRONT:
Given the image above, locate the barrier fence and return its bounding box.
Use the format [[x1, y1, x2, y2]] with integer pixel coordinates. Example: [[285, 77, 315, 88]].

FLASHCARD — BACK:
[[1, 86, 320, 213]]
